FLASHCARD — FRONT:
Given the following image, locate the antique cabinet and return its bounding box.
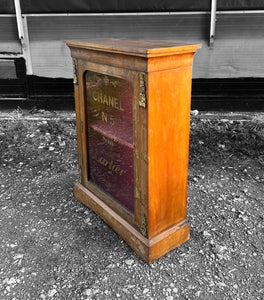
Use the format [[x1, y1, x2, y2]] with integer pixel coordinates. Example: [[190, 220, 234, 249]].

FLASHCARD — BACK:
[[66, 39, 200, 263]]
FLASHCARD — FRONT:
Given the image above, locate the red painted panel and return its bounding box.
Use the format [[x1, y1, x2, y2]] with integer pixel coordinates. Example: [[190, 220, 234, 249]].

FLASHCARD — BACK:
[[86, 71, 134, 212]]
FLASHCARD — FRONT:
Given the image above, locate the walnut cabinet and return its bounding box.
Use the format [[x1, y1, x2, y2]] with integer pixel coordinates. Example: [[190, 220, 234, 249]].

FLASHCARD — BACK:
[[66, 39, 200, 263]]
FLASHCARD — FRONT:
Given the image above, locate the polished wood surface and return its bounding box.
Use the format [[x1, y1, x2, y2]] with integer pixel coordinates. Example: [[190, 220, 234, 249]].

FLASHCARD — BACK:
[[66, 38, 200, 58], [148, 58, 193, 238], [74, 182, 189, 264], [67, 38, 200, 263]]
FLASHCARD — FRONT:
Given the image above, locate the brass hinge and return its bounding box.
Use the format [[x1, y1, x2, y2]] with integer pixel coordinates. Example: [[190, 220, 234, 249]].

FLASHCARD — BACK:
[[78, 165, 82, 183], [140, 214, 148, 237], [142, 152, 149, 163], [139, 73, 147, 108], [72, 58, 78, 85]]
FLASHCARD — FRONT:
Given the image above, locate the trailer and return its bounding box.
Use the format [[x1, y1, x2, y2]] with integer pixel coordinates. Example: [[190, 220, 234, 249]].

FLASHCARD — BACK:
[[1, 0, 264, 110]]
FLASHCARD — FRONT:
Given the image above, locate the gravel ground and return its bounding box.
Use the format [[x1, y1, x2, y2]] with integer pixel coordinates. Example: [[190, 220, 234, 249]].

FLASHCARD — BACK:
[[0, 109, 263, 300]]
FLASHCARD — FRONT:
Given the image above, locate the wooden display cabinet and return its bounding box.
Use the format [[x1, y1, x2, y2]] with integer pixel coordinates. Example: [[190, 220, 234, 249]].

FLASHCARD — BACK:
[[66, 39, 200, 263]]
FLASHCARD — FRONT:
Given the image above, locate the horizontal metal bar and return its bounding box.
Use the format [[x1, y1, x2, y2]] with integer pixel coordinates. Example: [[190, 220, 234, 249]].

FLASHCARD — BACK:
[[23, 12, 210, 17], [0, 53, 23, 58], [0, 14, 16, 17], [1, 10, 264, 18], [216, 10, 264, 14], [0, 98, 27, 101], [23, 10, 264, 17]]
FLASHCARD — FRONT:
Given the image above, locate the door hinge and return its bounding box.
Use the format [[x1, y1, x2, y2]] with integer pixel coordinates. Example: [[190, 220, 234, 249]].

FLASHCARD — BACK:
[[80, 121, 83, 133], [78, 165, 82, 183], [72, 58, 78, 85], [139, 73, 147, 108], [140, 214, 148, 237]]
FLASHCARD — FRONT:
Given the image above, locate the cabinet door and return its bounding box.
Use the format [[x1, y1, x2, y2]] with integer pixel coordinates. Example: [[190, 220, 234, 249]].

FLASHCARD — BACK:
[[85, 71, 135, 212]]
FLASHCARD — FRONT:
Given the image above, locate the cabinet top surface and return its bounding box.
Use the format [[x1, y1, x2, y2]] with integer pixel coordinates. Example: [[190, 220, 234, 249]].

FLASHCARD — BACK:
[[66, 38, 201, 57]]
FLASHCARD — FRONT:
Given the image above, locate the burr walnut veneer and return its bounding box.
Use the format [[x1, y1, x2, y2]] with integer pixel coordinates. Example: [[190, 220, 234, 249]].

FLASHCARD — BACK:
[[66, 39, 200, 263]]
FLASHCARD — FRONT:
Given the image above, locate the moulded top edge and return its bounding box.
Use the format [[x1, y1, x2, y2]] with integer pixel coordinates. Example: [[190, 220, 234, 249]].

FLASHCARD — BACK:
[[65, 38, 201, 58]]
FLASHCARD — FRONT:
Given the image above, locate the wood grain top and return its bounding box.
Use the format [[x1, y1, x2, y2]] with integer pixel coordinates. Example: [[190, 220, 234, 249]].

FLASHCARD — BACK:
[[66, 38, 201, 58]]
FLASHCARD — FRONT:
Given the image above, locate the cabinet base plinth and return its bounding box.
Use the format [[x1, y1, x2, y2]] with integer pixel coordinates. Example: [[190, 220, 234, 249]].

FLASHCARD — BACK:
[[74, 182, 189, 264]]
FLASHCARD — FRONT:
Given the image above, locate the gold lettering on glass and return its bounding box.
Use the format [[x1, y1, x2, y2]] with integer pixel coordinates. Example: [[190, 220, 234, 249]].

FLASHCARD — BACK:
[[86, 71, 134, 212]]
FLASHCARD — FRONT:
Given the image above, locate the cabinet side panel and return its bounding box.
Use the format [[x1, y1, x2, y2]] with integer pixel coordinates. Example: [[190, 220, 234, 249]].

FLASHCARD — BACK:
[[74, 81, 83, 181], [148, 63, 193, 238]]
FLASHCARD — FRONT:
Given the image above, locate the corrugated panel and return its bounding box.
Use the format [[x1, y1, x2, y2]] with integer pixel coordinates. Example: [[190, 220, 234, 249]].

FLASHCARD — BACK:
[[0, 17, 21, 53], [0, 78, 26, 98], [13, 0, 264, 14], [0, 59, 17, 78], [197, 13, 264, 78], [28, 76, 74, 97], [0, 0, 15, 14], [27, 14, 264, 79], [27, 15, 207, 78], [19, 0, 209, 13]]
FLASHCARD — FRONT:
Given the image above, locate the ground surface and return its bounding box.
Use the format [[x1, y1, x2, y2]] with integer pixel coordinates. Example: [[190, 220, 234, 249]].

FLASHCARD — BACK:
[[0, 109, 263, 300]]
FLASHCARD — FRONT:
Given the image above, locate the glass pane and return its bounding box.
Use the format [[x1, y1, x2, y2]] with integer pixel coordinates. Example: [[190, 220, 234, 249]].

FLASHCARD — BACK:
[[85, 71, 134, 212]]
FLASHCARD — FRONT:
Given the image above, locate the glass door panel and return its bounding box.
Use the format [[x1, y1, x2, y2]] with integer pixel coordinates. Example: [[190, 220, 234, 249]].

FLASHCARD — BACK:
[[85, 71, 134, 212]]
